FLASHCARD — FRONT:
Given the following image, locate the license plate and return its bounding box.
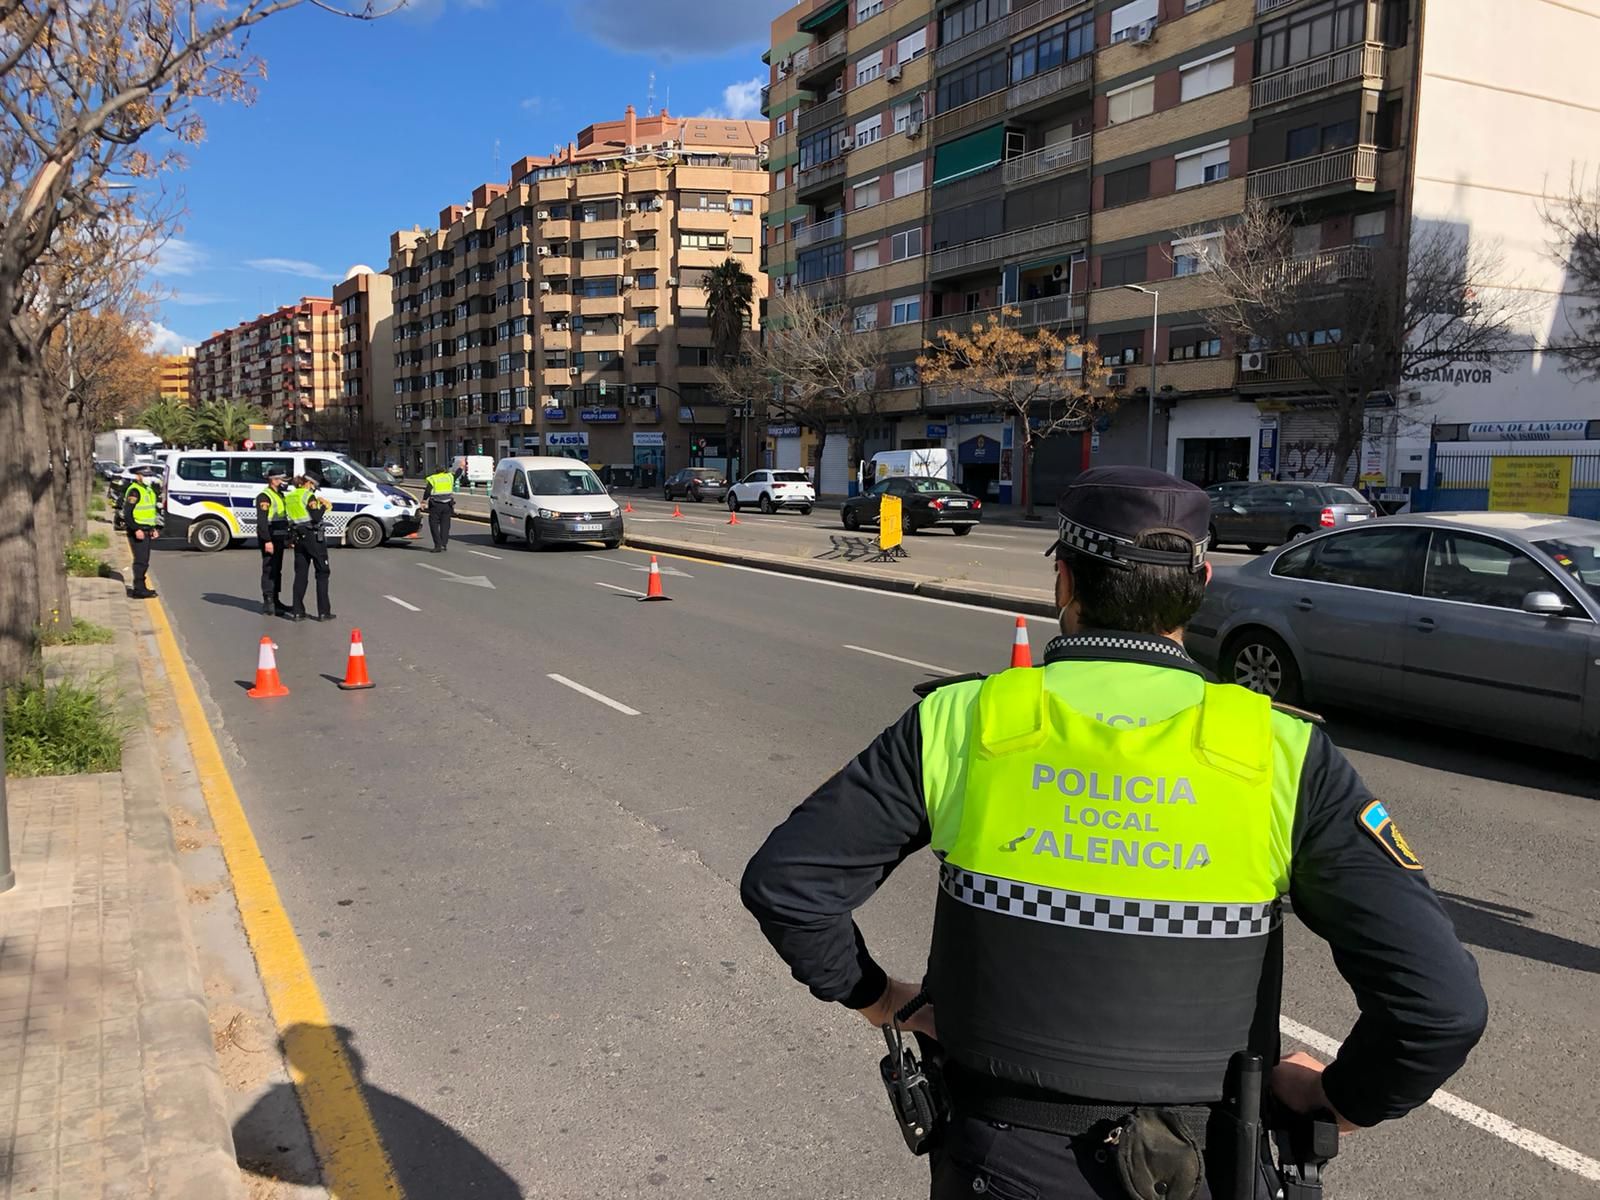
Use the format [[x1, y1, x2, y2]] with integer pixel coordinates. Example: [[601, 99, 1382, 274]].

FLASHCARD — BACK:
[[572, 522, 602, 532], [946, 501, 968, 508], [1345, 514, 1369, 522]]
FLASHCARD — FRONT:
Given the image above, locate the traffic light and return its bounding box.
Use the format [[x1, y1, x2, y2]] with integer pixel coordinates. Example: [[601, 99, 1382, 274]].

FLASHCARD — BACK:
[[599, 381, 607, 398]]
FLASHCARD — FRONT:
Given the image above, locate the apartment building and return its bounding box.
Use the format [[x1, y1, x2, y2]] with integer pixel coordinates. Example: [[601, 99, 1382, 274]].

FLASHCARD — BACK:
[[331, 266, 395, 464], [763, 0, 937, 493], [158, 351, 193, 404], [192, 298, 342, 443], [384, 107, 768, 479]]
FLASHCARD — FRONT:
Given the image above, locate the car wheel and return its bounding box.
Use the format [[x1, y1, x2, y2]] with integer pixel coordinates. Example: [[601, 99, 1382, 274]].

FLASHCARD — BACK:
[[799, 506, 813, 516], [903, 512, 916, 535], [603, 539, 621, 550], [489, 513, 507, 545], [759, 494, 775, 514], [1222, 630, 1303, 705], [842, 508, 861, 531], [1288, 526, 1313, 541], [345, 516, 383, 550], [1208, 524, 1221, 550], [525, 518, 542, 550], [727, 493, 740, 513], [690, 487, 703, 503], [951, 524, 973, 536], [189, 518, 229, 553], [663, 488, 673, 502], [1246, 543, 1268, 554]]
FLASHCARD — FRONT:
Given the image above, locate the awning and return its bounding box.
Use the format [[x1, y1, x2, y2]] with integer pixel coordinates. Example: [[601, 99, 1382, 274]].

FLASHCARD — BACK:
[[934, 125, 1005, 187], [799, 0, 847, 32]]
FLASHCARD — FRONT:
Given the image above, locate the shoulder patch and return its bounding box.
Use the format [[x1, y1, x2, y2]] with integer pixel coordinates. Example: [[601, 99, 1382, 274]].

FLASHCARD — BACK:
[[913, 672, 985, 699], [1358, 800, 1423, 870]]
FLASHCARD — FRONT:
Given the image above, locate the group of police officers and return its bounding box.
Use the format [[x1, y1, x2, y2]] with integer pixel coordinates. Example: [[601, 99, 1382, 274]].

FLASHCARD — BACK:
[[255, 468, 336, 620]]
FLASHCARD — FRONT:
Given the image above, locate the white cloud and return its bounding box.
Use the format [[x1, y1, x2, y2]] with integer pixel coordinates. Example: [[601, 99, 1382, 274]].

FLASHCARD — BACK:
[[142, 321, 197, 355], [167, 290, 229, 306], [246, 257, 337, 281], [703, 77, 765, 121], [569, 0, 787, 57], [520, 96, 546, 113], [155, 238, 206, 277]]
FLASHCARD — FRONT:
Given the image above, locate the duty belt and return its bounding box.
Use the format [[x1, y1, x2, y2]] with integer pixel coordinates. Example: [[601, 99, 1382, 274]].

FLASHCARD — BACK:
[[947, 1068, 1214, 1143]]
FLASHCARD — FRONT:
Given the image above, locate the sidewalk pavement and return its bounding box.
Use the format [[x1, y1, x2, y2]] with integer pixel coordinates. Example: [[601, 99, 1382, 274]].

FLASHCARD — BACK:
[[0, 539, 246, 1198]]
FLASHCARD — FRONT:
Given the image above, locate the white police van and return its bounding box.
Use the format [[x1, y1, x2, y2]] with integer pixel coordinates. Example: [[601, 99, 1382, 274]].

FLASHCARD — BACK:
[[164, 450, 422, 552]]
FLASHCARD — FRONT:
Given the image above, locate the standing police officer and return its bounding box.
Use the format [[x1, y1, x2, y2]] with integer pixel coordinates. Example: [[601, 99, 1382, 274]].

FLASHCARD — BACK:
[[422, 465, 456, 553], [741, 467, 1487, 1200], [121, 463, 161, 599], [285, 474, 335, 622], [256, 467, 292, 616]]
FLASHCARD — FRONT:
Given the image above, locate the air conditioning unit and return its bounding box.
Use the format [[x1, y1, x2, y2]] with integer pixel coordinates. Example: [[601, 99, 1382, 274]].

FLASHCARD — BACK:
[[1133, 19, 1157, 43], [779, 55, 794, 71], [536, 210, 550, 220], [624, 202, 639, 214], [622, 276, 635, 288], [887, 64, 903, 83], [537, 245, 551, 257], [1239, 351, 1266, 372], [538, 282, 553, 293], [667, 276, 679, 287], [568, 366, 580, 376], [839, 134, 856, 151], [555, 321, 570, 330], [624, 239, 640, 250], [1106, 370, 1129, 388], [905, 117, 923, 138]]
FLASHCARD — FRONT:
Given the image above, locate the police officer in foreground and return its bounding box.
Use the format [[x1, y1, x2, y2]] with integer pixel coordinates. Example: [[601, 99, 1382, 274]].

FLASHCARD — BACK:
[[285, 473, 335, 622], [121, 463, 161, 599], [422, 464, 456, 553], [741, 466, 1487, 1200], [256, 467, 292, 616]]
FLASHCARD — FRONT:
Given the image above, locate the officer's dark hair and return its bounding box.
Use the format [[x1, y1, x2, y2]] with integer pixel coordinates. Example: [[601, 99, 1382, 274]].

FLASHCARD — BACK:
[[1057, 534, 1208, 634]]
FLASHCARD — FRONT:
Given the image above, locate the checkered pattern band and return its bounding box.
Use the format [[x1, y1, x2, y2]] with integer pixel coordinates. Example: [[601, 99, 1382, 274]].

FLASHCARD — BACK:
[[1054, 516, 1208, 569], [940, 864, 1277, 939]]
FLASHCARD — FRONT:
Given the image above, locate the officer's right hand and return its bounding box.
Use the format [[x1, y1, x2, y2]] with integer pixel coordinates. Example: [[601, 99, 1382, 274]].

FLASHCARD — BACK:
[[134, 529, 145, 540], [264, 542, 274, 554], [1271, 1051, 1358, 1133], [857, 977, 937, 1040]]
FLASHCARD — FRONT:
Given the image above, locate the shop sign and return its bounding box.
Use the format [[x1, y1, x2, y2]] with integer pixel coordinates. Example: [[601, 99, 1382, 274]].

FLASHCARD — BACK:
[[1488, 456, 1572, 513], [768, 424, 801, 437], [1467, 420, 1589, 442], [547, 432, 589, 449], [926, 424, 949, 438], [581, 407, 621, 423], [633, 432, 665, 447]]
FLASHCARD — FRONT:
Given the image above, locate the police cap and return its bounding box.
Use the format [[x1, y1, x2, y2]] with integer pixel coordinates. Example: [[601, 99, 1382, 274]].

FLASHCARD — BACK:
[[128, 462, 156, 476], [1048, 465, 1210, 571], [264, 466, 288, 480]]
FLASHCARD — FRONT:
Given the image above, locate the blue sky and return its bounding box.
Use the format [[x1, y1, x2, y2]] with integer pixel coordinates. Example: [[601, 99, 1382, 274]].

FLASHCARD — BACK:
[[148, 0, 787, 352]]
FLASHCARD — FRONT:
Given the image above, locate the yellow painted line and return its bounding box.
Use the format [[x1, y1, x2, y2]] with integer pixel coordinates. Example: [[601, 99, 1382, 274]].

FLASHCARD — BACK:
[[147, 600, 402, 1199]]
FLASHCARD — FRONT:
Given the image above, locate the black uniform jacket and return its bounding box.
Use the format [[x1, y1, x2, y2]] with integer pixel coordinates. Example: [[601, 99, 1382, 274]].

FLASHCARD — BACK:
[[740, 631, 1488, 1128]]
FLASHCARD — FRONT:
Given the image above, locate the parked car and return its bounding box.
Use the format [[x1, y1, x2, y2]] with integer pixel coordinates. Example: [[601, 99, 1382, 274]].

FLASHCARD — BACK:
[[663, 467, 729, 503], [1185, 512, 1600, 755], [380, 461, 405, 481], [93, 458, 122, 481], [841, 476, 983, 535], [1209, 482, 1377, 551], [488, 456, 623, 549], [1204, 481, 1253, 504], [727, 469, 815, 515]]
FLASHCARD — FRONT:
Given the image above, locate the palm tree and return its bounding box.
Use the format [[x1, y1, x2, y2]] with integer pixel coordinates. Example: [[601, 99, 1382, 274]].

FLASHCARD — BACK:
[[132, 397, 197, 447], [195, 399, 264, 448], [704, 257, 754, 367]]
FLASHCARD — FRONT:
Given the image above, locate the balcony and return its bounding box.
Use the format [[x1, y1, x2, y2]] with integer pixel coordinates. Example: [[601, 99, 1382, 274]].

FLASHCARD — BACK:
[[1236, 345, 1350, 388], [797, 91, 846, 134], [793, 212, 844, 248], [1003, 132, 1092, 187], [541, 291, 574, 312], [797, 276, 845, 303], [796, 155, 848, 197], [760, 84, 772, 116], [931, 214, 1088, 278], [1247, 145, 1378, 202], [1251, 43, 1387, 109], [792, 30, 848, 84], [930, 89, 1007, 143], [1284, 244, 1373, 286], [935, 0, 1079, 70], [1008, 57, 1092, 112], [1257, 0, 1302, 12], [926, 294, 1087, 342]]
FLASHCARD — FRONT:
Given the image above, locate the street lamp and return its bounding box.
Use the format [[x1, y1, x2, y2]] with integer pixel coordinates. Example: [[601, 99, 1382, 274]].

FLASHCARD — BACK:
[[1122, 284, 1160, 469]]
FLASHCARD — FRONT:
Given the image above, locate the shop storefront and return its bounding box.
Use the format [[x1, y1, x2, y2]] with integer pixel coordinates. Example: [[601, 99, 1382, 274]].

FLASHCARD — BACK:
[[633, 432, 665, 486], [1165, 397, 1264, 487], [546, 430, 589, 461]]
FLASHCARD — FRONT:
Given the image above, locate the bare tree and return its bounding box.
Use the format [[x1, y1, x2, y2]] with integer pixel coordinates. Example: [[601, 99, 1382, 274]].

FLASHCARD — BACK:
[[916, 310, 1111, 518], [1540, 166, 1600, 381], [1185, 200, 1531, 485]]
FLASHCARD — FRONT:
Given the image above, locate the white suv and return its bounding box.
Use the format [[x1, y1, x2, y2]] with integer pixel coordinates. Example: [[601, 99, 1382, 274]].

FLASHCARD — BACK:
[[727, 470, 816, 515]]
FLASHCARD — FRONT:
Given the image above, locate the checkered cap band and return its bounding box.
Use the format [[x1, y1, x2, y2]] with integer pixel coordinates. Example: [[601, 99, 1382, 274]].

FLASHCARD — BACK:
[[1055, 515, 1207, 569], [940, 864, 1277, 939]]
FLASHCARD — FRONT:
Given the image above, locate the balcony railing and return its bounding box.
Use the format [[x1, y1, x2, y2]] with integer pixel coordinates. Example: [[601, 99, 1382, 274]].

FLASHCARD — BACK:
[[935, 0, 1079, 70], [1247, 145, 1378, 202], [1283, 244, 1373, 286], [797, 92, 845, 133], [760, 84, 772, 114], [931, 214, 1088, 277], [925, 294, 1087, 342], [1238, 345, 1350, 386], [929, 88, 1008, 142], [1256, 0, 1300, 12], [1003, 132, 1092, 186], [796, 155, 848, 194], [1251, 42, 1387, 109], [1008, 57, 1092, 110], [793, 30, 848, 77], [793, 212, 844, 248]]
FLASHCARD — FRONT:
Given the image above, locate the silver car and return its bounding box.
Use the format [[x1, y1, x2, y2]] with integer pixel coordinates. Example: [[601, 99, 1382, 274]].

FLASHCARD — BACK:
[[1209, 482, 1377, 551], [1185, 513, 1600, 755]]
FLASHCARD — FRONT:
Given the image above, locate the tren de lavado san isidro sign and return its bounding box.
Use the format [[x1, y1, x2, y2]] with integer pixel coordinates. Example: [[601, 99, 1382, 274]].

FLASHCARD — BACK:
[[1464, 420, 1594, 442]]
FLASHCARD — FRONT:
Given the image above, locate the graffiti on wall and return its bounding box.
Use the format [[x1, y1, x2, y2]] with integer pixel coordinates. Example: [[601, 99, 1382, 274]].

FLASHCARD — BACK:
[[1278, 439, 1335, 480]]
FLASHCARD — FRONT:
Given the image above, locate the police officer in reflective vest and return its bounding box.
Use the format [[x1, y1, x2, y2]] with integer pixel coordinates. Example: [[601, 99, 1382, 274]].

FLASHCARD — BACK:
[[422, 467, 456, 553], [256, 468, 292, 616], [121, 463, 161, 599], [285, 474, 335, 622], [742, 467, 1487, 1200]]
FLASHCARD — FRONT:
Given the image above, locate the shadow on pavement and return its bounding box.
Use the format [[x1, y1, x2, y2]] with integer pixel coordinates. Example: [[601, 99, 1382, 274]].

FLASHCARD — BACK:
[[1435, 891, 1600, 975], [816, 535, 878, 563], [203, 592, 274, 614], [235, 1023, 523, 1198]]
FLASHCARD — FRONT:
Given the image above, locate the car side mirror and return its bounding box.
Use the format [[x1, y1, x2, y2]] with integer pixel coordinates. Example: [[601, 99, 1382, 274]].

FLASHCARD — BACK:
[[1522, 590, 1569, 616]]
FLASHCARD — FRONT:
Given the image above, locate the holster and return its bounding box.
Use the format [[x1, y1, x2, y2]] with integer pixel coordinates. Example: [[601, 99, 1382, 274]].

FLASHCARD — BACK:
[[1114, 1107, 1205, 1200]]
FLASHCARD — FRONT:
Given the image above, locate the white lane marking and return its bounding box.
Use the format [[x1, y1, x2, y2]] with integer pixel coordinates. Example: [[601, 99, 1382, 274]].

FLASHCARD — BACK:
[[594, 580, 644, 598], [844, 645, 959, 674], [546, 673, 640, 717], [467, 549, 502, 560], [384, 595, 421, 612], [589, 555, 693, 578], [711, 560, 1058, 624], [1279, 1016, 1600, 1181]]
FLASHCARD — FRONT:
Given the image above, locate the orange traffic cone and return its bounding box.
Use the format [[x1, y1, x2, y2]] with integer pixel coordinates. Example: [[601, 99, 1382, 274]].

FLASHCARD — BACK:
[[671, 504, 684, 518], [638, 555, 671, 602], [247, 637, 290, 698], [1009, 617, 1032, 670], [728, 510, 741, 526], [337, 629, 375, 691], [623, 500, 635, 514]]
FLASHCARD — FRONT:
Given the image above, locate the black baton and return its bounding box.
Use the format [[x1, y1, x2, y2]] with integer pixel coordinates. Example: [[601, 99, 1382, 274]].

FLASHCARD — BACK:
[[1231, 1052, 1264, 1200]]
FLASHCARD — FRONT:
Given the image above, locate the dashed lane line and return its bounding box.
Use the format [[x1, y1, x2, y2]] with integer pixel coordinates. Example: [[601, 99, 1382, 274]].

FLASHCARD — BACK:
[[467, 549, 502, 560], [594, 580, 645, 598], [384, 595, 421, 612], [843, 644, 960, 675], [546, 673, 641, 717]]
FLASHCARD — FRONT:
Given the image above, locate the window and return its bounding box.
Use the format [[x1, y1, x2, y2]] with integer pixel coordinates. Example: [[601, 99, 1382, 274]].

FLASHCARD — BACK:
[[937, 49, 1007, 114], [732, 197, 754, 214], [1422, 532, 1561, 610], [892, 363, 919, 388], [1106, 78, 1155, 125], [680, 347, 714, 367], [775, 114, 788, 135], [731, 236, 754, 253], [858, 0, 884, 17], [637, 346, 657, 367], [231, 457, 293, 485], [853, 179, 882, 209], [897, 28, 927, 63], [799, 243, 846, 282], [1180, 51, 1234, 101], [854, 304, 879, 331], [894, 162, 925, 195], [852, 242, 881, 271], [940, 0, 1006, 47], [1011, 11, 1094, 83], [177, 457, 227, 482], [1276, 527, 1423, 590], [306, 458, 363, 492], [891, 295, 922, 325], [1172, 233, 1221, 276], [856, 113, 884, 146], [1169, 326, 1222, 360], [893, 98, 922, 134], [680, 231, 729, 250], [1175, 143, 1231, 189], [1096, 329, 1144, 365], [1292, 223, 1322, 255], [1110, 0, 1158, 43], [1353, 211, 1387, 247], [856, 50, 884, 86], [799, 127, 840, 170], [637, 309, 658, 328], [1103, 163, 1151, 207], [892, 228, 924, 260], [1286, 118, 1357, 160], [1257, 0, 1365, 75]]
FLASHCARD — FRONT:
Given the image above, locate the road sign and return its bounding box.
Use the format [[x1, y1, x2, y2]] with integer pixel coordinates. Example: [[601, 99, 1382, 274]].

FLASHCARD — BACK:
[[697, 438, 707, 449], [242, 439, 254, 450], [880, 496, 904, 553]]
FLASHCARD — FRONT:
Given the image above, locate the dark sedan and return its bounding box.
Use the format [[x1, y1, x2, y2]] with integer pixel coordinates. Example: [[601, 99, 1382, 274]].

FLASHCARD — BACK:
[[663, 467, 729, 503], [841, 476, 982, 535]]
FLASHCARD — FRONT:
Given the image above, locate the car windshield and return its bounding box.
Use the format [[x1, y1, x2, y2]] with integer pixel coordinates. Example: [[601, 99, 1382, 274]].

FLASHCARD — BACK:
[[1533, 534, 1600, 603], [1322, 487, 1369, 505], [346, 461, 387, 486], [527, 468, 606, 496], [907, 478, 961, 494], [773, 471, 809, 483]]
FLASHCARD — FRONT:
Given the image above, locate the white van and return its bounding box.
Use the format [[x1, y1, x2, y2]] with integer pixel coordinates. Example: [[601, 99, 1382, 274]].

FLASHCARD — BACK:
[[869, 449, 953, 486], [164, 450, 422, 552], [452, 454, 495, 486], [489, 456, 624, 550]]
